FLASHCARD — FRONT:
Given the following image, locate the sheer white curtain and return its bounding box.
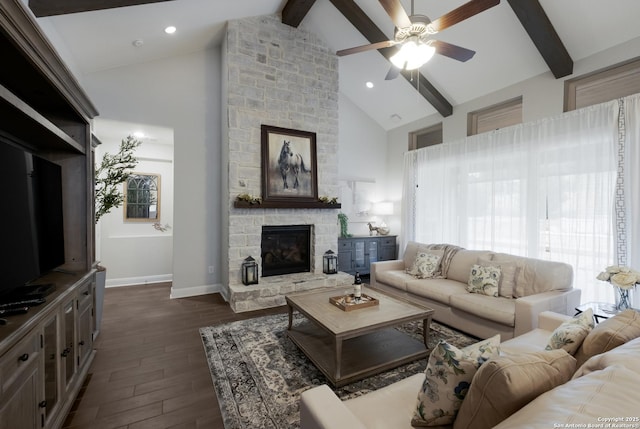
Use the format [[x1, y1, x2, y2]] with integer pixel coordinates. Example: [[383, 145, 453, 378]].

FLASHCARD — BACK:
[[621, 94, 640, 306], [402, 101, 619, 303]]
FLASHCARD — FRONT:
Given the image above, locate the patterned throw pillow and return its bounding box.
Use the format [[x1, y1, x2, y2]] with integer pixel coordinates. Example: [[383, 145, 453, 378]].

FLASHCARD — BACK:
[[411, 335, 501, 427], [407, 251, 443, 279], [467, 264, 501, 297], [545, 308, 594, 355], [477, 256, 518, 298]]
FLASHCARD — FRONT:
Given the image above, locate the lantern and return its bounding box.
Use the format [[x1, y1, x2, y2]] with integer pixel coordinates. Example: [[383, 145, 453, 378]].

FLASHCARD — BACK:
[[241, 256, 259, 285], [323, 250, 338, 274]]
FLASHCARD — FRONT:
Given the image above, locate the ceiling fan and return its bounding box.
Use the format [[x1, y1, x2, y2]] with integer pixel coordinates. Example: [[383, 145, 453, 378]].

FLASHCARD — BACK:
[[337, 0, 500, 80]]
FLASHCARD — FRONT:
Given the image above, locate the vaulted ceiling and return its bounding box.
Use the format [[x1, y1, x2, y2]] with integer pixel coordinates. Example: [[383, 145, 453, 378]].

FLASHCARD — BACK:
[[30, 0, 640, 130]]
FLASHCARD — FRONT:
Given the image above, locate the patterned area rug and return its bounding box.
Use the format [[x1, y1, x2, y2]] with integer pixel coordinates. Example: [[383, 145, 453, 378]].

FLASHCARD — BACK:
[[200, 312, 478, 429]]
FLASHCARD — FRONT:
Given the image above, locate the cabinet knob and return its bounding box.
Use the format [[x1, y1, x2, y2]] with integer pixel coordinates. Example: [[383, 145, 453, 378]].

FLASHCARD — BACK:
[[61, 348, 71, 357], [79, 340, 85, 346], [18, 353, 29, 362], [39, 400, 47, 408], [83, 291, 89, 296]]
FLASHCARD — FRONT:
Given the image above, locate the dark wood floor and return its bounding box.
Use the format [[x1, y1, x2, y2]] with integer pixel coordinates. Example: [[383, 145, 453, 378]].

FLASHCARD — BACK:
[[62, 283, 285, 429]]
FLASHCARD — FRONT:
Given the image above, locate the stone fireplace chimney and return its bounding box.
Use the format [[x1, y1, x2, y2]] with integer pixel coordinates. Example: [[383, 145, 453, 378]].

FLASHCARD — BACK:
[[221, 15, 350, 312]]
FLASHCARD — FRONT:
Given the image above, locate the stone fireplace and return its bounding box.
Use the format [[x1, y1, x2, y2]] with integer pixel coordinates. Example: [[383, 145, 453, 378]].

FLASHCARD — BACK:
[[221, 15, 351, 312]]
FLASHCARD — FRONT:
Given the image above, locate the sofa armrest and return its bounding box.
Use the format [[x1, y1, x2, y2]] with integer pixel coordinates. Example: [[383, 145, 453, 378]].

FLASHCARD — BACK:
[[300, 385, 366, 429], [514, 289, 581, 336], [537, 311, 572, 332], [370, 260, 405, 288]]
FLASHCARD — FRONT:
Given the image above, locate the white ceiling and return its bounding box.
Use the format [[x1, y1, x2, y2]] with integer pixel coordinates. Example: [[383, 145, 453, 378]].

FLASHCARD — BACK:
[[35, 0, 640, 130]]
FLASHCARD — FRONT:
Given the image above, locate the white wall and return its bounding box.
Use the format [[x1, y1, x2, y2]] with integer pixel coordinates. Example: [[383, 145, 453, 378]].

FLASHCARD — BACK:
[[83, 48, 222, 298], [338, 93, 398, 236]]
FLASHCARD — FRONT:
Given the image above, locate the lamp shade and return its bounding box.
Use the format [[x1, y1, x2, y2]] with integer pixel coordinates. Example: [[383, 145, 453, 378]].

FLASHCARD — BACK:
[[390, 39, 435, 71], [372, 201, 394, 216], [323, 250, 338, 274], [241, 256, 259, 285]]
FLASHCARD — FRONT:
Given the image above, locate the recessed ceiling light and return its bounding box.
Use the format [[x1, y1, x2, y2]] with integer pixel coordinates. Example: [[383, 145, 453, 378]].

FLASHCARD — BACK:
[[164, 26, 177, 34], [390, 114, 402, 122], [132, 39, 144, 47], [133, 131, 145, 139], [365, 81, 374, 89]]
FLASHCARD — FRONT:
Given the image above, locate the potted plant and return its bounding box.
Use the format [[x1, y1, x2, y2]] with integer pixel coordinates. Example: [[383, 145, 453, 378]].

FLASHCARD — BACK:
[[93, 135, 140, 334]]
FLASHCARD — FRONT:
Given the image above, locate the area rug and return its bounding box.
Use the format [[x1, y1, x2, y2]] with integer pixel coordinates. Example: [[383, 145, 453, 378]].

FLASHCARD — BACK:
[[200, 313, 478, 429]]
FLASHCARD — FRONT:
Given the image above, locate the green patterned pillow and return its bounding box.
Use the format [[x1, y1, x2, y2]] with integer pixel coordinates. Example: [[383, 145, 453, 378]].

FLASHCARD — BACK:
[[467, 264, 501, 297], [545, 308, 594, 355], [407, 251, 443, 279], [411, 335, 501, 427]]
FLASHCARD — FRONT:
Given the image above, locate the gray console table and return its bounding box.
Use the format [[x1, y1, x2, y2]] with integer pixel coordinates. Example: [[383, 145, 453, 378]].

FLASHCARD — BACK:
[[338, 235, 397, 275]]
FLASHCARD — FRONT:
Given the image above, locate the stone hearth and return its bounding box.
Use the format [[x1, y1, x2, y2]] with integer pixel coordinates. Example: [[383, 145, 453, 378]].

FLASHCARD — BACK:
[[229, 272, 352, 313]]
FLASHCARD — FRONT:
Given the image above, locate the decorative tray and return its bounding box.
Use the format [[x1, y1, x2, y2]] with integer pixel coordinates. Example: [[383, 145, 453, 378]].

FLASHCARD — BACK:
[[329, 293, 379, 311]]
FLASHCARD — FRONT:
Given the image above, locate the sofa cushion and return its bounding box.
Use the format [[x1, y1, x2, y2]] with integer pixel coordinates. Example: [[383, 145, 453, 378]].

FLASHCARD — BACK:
[[402, 241, 422, 270], [467, 264, 500, 297], [573, 335, 640, 377], [453, 349, 576, 429], [446, 250, 493, 283], [477, 256, 517, 298], [449, 293, 516, 326], [406, 278, 468, 305], [544, 308, 594, 355], [407, 250, 444, 279], [492, 364, 640, 429], [375, 269, 413, 291], [573, 308, 640, 367], [491, 253, 573, 297], [412, 335, 500, 427]]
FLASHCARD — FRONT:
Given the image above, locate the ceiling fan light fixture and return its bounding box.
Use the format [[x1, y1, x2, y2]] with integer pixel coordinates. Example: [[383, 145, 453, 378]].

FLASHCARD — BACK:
[[390, 39, 435, 70]]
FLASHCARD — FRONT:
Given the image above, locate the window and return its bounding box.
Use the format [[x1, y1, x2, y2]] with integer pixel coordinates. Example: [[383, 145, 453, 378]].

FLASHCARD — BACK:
[[409, 123, 442, 151], [124, 173, 160, 221], [565, 57, 640, 111], [467, 97, 523, 136]]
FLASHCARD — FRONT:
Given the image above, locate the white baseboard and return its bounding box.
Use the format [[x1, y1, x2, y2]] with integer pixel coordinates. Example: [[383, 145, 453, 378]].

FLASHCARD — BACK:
[[105, 274, 173, 288], [170, 283, 223, 299]]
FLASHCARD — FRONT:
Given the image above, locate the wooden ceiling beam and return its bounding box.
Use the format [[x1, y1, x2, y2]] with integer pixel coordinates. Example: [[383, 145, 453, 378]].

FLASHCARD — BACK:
[[507, 0, 573, 78], [28, 0, 174, 17], [282, 0, 317, 27], [327, 0, 452, 117]]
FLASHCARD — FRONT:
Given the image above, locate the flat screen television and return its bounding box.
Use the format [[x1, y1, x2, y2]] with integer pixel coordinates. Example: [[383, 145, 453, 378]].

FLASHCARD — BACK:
[[0, 138, 65, 302]]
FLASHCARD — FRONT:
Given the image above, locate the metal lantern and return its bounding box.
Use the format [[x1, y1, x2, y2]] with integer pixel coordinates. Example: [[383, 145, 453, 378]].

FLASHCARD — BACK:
[[241, 256, 259, 285], [323, 250, 338, 275]]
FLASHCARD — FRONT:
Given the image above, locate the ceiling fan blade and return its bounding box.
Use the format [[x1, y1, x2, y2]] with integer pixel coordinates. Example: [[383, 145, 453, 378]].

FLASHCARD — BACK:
[[385, 65, 401, 80], [429, 0, 500, 33], [337, 40, 398, 57], [431, 40, 476, 62], [378, 0, 412, 29]]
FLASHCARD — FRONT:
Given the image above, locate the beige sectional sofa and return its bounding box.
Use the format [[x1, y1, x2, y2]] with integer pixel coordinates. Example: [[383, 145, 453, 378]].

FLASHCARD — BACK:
[[300, 310, 640, 429], [371, 241, 580, 340]]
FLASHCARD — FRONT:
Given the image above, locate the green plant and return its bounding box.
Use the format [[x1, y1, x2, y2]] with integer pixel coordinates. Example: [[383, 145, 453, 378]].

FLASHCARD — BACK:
[[338, 212, 351, 238], [95, 135, 141, 223]]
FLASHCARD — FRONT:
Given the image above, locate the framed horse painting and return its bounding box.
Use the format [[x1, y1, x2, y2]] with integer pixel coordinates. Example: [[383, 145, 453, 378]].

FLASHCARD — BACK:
[[261, 125, 318, 203]]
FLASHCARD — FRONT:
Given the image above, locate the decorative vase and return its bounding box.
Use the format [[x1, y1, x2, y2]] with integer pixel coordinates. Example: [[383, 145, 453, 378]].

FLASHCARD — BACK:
[[614, 286, 634, 310]]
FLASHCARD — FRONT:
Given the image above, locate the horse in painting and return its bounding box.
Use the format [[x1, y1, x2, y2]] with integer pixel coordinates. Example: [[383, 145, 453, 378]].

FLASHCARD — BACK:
[[277, 140, 309, 190]]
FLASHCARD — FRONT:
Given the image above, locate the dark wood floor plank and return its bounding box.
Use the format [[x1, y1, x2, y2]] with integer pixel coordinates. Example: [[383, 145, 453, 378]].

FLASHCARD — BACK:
[[63, 282, 284, 428]]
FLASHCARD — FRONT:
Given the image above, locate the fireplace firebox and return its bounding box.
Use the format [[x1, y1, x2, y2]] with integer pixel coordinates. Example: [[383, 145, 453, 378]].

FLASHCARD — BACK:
[[261, 225, 311, 277]]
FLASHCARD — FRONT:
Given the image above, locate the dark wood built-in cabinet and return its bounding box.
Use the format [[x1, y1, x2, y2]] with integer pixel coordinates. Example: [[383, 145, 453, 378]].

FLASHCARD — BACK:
[[338, 236, 397, 275], [0, 1, 98, 428]]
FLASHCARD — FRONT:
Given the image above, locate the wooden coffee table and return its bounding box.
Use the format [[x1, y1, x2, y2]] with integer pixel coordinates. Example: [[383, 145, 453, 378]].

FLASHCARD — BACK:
[[285, 286, 434, 387]]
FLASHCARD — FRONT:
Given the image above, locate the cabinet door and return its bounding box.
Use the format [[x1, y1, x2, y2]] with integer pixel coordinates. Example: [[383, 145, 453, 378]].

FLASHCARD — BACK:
[[62, 300, 76, 391], [42, 314, 59, 426], [367, 240, 378, 265], [77, 305, 92, 370], [379, 237, 397, 261], [0, 344, 40, 429], [354, 241, 366, 272]]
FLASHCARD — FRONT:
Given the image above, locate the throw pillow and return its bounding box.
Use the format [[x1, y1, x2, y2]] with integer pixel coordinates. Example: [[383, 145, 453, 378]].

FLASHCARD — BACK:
[[573, 308, 640, 368], [545, 308, 594, 355], [453, 349, 577, 429], [411, 335, 500, 427], [467, 264, 501, 297], [477, 256, 517, 298], [406, 249, 444, 279]]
